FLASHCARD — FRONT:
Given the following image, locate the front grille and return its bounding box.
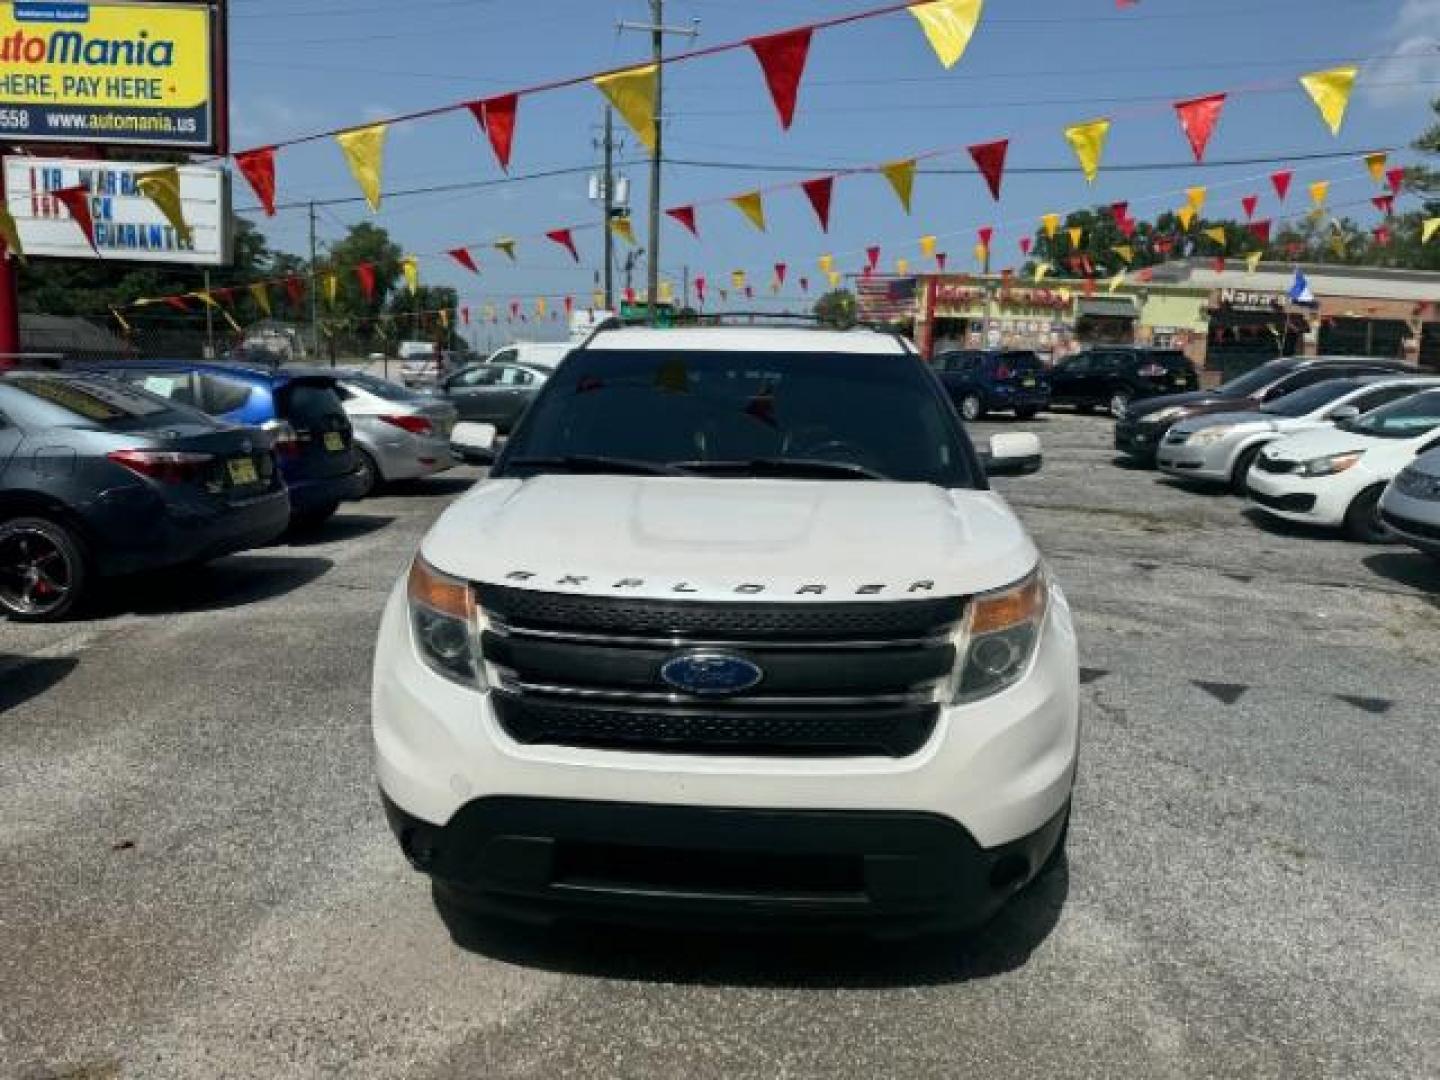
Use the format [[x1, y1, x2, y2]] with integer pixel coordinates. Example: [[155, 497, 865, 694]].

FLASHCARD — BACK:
[[1255, 455, 1298, 475], [1249, 488, 1316, 513], [1381, 510, 1440, 541], [479, 587, 964, 758]]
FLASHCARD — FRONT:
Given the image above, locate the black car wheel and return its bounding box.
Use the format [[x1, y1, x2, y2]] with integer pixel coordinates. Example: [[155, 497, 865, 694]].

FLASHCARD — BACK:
[[1343, 486, 1394, 544], [355, 448, 383, 499], [959, 394, 984, 422], [1229, 444, 1265, 497], [1108, 391, 1132, 419], [0, 516, 88, 622]]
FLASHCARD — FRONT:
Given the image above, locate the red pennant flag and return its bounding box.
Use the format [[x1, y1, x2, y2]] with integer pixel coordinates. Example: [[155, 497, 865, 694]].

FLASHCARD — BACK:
[[461, 306, 470, 326], [1135, 268, 1155, 283], [801, 175, 834, 232], [284, 276, 306, 309], [666, 205, 699, 237], [1385, 167, 1405, 194], [1241, 195, 1259, 220], [1372, 194, 1394, 216], [1110, 201, 1129, 225], [936, 252, 948, 271], [1212, 256, 1227, 273], [695, 275, 707, 304], [510, 300, 521, 318], [774, 262, 787, 287], [1271, 170, 1293, 201], [1174, 92, 1226, 162], [1154, 237, 1174, 255], [164, 296, 190, 312], [1248, 220, 1272, 244], [1019, 237, 1032, 256], [866, 245, 881, 272], [748, 27, 812, 131], [1285, 242, 1304, 258], [977, 226, 993, 249], [54, 186, 97, 252], [234, 147, 277, 217], [564, 296, 574, 315], [1117, 217, 1136, 239], [545, 228, 579, 262], [1083, 276, 1096, 297], [356, 262, 376, 302], [967, 139, 1009, 201], [799, 276, 809, 293], [467, 93, 519, 171], [1374, 226, 1392, 247], [448, 247, 480, 274]]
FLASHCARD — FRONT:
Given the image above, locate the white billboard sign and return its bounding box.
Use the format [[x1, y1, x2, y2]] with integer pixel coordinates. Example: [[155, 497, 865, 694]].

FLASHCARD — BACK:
[[3, 156, 231, 265]]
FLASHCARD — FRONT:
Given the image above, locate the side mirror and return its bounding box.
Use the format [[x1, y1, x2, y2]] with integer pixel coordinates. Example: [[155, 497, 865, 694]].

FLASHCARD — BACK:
[[985, 432, 1043, 477], [451, 422, 498, 465], [1328, 405, 1361, 423]]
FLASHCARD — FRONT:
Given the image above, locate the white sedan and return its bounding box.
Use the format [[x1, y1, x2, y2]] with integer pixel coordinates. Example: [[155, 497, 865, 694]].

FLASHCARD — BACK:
[[1245, 388, 1440, 542], [1158, 376, 1440, 495]]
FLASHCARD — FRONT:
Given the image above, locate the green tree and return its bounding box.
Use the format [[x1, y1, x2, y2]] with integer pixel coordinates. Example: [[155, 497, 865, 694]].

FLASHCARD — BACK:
[[813, 288, 857, 329], [384, 284, 461, 350]]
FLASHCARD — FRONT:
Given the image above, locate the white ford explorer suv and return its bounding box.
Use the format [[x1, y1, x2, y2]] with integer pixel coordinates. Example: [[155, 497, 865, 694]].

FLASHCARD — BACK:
[[373, 325, 1079, 934]]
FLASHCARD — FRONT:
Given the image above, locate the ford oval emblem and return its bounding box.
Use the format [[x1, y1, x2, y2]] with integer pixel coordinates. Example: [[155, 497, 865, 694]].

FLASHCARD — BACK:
[[660, 652, 764, 696]]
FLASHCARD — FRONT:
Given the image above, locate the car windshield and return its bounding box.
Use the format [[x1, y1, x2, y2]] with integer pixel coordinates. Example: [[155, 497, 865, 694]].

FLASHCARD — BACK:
[[1343, 389, 1440, 439], [1216, 361, 1290, 397], [343, 374, 422, 402], [3, 374, 187, 429], [496, 349, 980, 487], [1260, 379, 1363, 417]]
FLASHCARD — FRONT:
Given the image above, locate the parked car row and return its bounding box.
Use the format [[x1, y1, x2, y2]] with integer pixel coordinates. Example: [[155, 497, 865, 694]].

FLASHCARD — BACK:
[[934, 345, 1201, 421], [1108, 357, 1440, 558], [1, 363, 463, 622]]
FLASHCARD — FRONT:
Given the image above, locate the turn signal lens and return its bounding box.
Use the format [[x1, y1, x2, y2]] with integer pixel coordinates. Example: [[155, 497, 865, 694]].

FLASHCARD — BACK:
[[951, 568, 1049, 704], [969, 570, 1048, 635], [407, 557, 486, 689]]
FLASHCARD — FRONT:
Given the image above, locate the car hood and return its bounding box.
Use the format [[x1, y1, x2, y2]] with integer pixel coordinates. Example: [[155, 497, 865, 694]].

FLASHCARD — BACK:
[[1127, 390, 1246, 419], [421, 475, 1039, 602], [1261, 427, 1379, 463], [1171, 409, 1274, 435]]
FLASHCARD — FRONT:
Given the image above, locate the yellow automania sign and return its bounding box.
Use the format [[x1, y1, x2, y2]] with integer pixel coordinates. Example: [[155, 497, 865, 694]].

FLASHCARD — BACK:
[[0, 1, 216, 148]]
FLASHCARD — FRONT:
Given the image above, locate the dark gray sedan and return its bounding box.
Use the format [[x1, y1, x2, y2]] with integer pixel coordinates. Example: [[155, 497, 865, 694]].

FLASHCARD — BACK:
[[438, 362, 552, 434], [0, 372, 291, 621]]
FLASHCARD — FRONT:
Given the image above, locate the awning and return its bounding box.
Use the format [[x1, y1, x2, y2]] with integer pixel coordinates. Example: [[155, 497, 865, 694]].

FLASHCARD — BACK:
[[1076, 297, 1138, 319]]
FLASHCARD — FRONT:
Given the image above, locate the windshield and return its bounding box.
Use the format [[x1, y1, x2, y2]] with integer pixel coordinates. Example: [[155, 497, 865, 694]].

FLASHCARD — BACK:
[[1260, 379, 1362, 418], [342, 373, 422, 402], [1345, 389, 1440, 439], [495, 349, 981, 487], [1216, 361, 1290, 397]]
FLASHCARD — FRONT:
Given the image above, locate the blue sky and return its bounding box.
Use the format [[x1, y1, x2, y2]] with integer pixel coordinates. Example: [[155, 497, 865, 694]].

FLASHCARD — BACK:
[[225, 0, 1440, 345]]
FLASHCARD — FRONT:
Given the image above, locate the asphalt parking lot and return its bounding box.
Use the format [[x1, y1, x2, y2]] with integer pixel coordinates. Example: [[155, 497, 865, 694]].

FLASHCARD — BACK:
[[2, 411, 1437, 1080]]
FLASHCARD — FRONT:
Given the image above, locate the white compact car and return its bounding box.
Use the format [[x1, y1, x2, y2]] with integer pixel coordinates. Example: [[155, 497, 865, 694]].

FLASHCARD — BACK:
[[1379, 447, 1440, 558], [1159, 376, 1440, 495], [373, 325, 1079, 934], [1245, 388, 1440, 542]]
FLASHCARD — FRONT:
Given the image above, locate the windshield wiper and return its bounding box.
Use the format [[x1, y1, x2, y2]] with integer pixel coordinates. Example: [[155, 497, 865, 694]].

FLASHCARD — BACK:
[[672, 458, 889, 481], [505, 455, 688, 477]]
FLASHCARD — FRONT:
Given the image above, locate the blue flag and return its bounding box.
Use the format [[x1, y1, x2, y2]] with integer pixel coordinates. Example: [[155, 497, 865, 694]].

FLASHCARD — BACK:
[[1288, 269, 1317, 306]]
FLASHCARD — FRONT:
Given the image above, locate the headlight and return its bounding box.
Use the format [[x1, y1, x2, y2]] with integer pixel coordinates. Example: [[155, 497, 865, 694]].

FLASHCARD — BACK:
[[407, 556, 489, 689], [1143, 407, 1186, 427], [1185, 425, 1237, 446], [1301, 451, 1364, 477], [949, 568, 1049, 704]]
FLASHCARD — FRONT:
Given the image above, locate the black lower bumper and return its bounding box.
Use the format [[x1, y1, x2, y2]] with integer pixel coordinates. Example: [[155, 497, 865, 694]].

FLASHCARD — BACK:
[[1114, 424, 1161, 462], [383, 793, 1069, 934]]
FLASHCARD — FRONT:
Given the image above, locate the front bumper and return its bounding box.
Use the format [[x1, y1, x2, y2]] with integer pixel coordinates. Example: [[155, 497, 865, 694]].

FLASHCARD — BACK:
[[1379, 488, 1440, 554], [385, 792, 1069, 933], [1156, 439, 1232, 481], [1114, 420, 1165, 461], [1244, 467, 1341, 525]]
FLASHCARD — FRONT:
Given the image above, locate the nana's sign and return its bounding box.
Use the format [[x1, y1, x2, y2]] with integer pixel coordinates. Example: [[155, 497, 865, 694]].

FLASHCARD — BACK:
[[1218, 287, 1287, 311]]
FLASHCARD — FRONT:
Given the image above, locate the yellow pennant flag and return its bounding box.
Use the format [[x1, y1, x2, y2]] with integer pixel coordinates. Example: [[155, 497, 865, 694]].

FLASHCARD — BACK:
[[1067, 226, 1083, 249], [1057, 288, 1072, 303], [880, 158, 917, 213], [731, 191, 766, 232], [1422, 218, 1440, 244], [192, 292, 241, 334], [818, 253, 834, 274], [439, 308, 450, 328], [1330, 230, 1347, 257], [323, 272, 338, 307], [1034, 264, 1050, 283], [402, 256, 419, 295], [658, 280, 674, 304], [1300, 66, 1358, 136], [908, 0, 984, 69], [1112, 244, 1133, 264], [919, 234, 937, 258], [136, 166, 191, 245], [611, 216, 636, 245], [249, 283, 271, 317], [1246, 250, 1264, 273], [1186, 186, 1207, 212], [1041, 213, 1060, 239], [1177, 206, 1196, 231], [1309, 180, 1330, 208], [731, 269, 747, 289], [335, 123, 389, 212], [827, 270, 842, 288], [494, 238, 517, 261], [1064, 118, 1110, 183], [896, 257, 910, 274], [534, 298, 546, 318], [594, 64, 658, 151], [1203, 227, 1227, 249], [1107, 269, 1126, 294], [0, 205, 25, 262], [973, 243, 987, 266], [1364, 151, 1388, 183]]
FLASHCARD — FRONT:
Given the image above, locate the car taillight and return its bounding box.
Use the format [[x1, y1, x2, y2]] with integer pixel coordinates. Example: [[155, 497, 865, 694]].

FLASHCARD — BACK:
[[1139, 364, 1165, 377], [380, 414, 434, 436], [107, 449, 214, 484], [995, 365, 1012, 380], [262, 419, 301, 459]]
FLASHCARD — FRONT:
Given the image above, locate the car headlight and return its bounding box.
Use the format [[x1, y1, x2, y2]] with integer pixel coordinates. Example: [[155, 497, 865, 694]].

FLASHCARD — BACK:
[[1301, 451, 1364, 477], [949, 568, 1049, 704], [407, 556, 489, 689], [1183, 425, 1237, 446], [1142, 406, 1186, 427]]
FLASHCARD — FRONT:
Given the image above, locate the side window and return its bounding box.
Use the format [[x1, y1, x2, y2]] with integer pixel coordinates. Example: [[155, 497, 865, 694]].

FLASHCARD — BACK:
[[498, 367, 534, 387], [458, 367, 501, 388], [490, 349, 519, 366], [1092, 353, 1120, 373], [1349, 386, 1425, 414], [1068, 356, 1094, 375], [136, 372, 199, 407], [197, 374, 255, 414]]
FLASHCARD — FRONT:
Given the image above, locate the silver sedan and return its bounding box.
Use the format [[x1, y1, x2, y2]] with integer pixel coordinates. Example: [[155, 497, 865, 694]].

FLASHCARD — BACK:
[[1380, 448, 1440, 558], [332, 371, 459, 497]]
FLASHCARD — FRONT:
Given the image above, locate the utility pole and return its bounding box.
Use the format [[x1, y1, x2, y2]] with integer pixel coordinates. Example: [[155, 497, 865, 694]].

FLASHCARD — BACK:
[[602, 108, 616, 311], [202, 269, 215, 358], [307, 201, 319, 360], [619, 5, 698, 326]]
